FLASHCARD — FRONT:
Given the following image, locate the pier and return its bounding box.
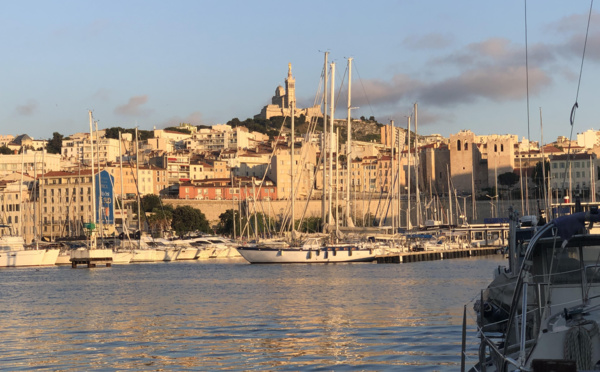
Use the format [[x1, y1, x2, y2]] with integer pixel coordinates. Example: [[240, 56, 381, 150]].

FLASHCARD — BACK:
[[376, 247, 501, 264], [70, 249, 113, 268]]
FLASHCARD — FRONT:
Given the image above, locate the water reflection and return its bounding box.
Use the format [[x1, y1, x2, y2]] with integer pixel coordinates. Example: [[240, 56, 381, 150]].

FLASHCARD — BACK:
[[0, 256, 505, 370]]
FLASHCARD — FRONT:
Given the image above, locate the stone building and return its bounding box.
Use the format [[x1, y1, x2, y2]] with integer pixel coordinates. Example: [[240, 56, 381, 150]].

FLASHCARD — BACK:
[[0, 178, 35, 243], [0, 150, 61, 177], [255, 64, 322, 120], [484, 135, 516, 188], [449, 130, 487, 194], [39, 169, 116, 240], [267, 142, 318, 200]]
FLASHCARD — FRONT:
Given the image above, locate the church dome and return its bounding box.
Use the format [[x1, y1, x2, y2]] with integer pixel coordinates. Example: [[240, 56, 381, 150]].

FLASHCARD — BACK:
[[275, 86, 285, 97]]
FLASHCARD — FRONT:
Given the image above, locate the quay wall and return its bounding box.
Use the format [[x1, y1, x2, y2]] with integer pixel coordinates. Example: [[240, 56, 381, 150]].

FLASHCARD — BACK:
[[163, 198, 542, 227]]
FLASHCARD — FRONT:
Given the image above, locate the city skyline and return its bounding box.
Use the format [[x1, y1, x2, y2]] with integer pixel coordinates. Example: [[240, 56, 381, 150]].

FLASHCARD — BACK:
[[2, 1, 600, 143]]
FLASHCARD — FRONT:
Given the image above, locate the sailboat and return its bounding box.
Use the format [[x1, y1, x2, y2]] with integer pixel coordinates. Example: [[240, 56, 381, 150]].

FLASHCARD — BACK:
[[0, 224, 46, 267], [237, 58, 382, 264]]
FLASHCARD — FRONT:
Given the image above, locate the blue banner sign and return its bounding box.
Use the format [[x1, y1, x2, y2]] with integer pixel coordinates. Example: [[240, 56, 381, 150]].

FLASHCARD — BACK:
[[95, 170, 114, 225]]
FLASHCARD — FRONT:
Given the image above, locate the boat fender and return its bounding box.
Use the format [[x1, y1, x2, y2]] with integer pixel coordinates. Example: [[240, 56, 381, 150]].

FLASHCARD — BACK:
[[118, 232, 125, 240]]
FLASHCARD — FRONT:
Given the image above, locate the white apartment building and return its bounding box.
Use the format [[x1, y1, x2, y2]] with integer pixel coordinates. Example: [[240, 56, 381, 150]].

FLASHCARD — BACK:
[[0, 150, 61, 177]]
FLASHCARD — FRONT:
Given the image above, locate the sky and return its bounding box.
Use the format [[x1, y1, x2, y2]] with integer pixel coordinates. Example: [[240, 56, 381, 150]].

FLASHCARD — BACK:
[[2, 0, 600, 144]]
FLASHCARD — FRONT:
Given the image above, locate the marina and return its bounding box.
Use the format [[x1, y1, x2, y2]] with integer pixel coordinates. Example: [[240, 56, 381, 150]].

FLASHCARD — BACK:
[[0, 255, 504, 371]]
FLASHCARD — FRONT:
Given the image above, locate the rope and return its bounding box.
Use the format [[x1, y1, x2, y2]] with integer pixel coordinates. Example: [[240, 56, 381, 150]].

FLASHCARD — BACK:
[[563, 320, 599, 370]]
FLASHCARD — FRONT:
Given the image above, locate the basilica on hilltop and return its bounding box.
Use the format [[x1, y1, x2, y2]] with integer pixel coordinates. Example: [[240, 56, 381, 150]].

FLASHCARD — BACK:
[[255, 63, 323, 120]]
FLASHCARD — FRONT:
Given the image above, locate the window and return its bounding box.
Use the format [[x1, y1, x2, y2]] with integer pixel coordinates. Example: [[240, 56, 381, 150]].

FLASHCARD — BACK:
[[457, 140, 461, 151], [465, 142, 469, 150]]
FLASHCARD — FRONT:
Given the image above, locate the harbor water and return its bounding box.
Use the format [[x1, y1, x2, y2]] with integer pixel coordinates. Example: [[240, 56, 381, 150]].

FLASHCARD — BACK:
[[0, 255, 505, 371]]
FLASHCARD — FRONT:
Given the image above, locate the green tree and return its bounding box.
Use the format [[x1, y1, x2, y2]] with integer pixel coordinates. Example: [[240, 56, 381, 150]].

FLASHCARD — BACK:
[[140, 194, 163, 213], [147, 208, 173, 236], [217, 209, 240, 237], [164, 126, 191, 134], [0, 145, 13, 155], [497, 171, 520, 187], [46, 132, 63, 154], [532, 160, 550, 187], [171, 205, 211, 236]]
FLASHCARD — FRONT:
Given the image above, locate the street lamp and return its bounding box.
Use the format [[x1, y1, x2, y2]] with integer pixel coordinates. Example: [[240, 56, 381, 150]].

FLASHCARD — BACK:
[[457, 195, 470, 225], [485, 194, 498, 219]]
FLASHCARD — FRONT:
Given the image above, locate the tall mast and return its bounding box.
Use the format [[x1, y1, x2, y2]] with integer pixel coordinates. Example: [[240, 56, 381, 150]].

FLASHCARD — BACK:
[[346, 58, 353, 227], [407, 115, 411, 229], [321, 52, 328, 226], [336, 127, 339, 229], [414, 103, 420, 228], [135, 127, 141, 248], [19, 149, 24, 238], [119, 131, 126, 237], [95, 121, 103, 245], [88, 111, 96, 249], [328, 62, 335, 225], [397, 124, 402, 229], [539, 108, 550, 212], [290, 94, 295, 232]]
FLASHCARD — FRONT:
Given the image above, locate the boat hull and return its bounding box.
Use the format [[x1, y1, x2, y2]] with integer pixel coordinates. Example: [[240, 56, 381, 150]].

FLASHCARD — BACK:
[[176, 247, 198, 260], [130, 249, 159, 263], [237, 246, 377, 264], [40, 249, 60, 266], [0, 249, 45, 267]]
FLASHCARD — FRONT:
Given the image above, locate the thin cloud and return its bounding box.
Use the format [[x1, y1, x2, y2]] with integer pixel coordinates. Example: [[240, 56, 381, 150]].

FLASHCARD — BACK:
[[419, 65, 551, 106], [160, 111, 204, 128], [114, 95, 152, 117], [15, 100, 38, 116]]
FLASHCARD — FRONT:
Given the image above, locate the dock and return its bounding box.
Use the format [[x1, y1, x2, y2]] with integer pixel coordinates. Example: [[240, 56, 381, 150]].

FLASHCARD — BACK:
[[376, 247, 501, 263], [70, 249, 113, 268]]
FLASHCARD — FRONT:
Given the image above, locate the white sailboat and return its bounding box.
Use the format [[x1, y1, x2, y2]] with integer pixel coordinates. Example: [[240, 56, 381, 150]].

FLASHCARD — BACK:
[[0, 226, 45, 267], [237, 58, 381, 264]]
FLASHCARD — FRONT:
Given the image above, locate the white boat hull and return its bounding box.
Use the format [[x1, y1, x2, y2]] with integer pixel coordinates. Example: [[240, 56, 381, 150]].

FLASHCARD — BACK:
[[176, 247, 198, 260], [237, 246, 378, 264], [156, 247, 179, 261], [0, 249, 45, 267], [40, 249, 60, 266], [56, 252, 71, 265], [130, 249, 159, 263], [112, 251, 133, 264]]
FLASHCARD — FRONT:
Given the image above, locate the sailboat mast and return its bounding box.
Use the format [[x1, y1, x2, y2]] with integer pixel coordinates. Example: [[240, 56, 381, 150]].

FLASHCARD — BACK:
[[539, 108, 550, 213], [398, 124, 402, 229], [346, 58, 353, 226], [95, 121, 103, 245], [291, 97, 295, 232], [19, 149, 24, 238], [321, 52, 328, 226], [135, 127, 141, 248], [88, 111, 96, 249], [328, 62, 335, 225], [336, 127, 339, 229], [407, 115, 411, 229], [414, 103, 420, 228]]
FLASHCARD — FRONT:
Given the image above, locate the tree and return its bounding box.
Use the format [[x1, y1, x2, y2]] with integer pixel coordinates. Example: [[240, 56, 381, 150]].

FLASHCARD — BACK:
[[0, 145, 13, 155], [497, 172, 520, 188], [217, 209, 240, 237], [164, 126, 191, 134], [140, 194, 163, 213], [171, 205, 211, 236], [147, 208, 173, 236], [46, 132, 63, 154], [532, 160, 550, 187]]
